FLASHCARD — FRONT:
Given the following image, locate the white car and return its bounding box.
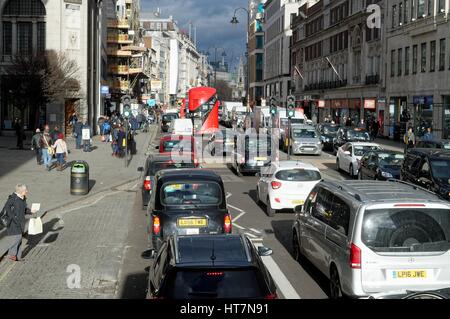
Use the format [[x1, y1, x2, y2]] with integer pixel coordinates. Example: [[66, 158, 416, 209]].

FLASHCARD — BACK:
[[336, 142, 382, 178], [256, 161, 322, 217]]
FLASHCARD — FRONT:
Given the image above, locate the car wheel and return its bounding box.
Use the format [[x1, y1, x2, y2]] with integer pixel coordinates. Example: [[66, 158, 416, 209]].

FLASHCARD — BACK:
[[358, 170, 363, 180], [256, 187, 261, 204], [236, 165, 243, 177], [266, 197, 276, 217], [349, 164, 355, 178], [336, 158, 341, 172], [330, 266, 343, 299], [292, 231, 304, 262]]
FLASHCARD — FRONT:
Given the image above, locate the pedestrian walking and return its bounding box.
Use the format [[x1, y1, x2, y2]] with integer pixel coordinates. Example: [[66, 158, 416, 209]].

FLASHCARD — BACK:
[[68, 112, 78, 137], [82, 122, 92, 152], [40, 125, 54, 171], [31, 128, 42, 165], [102, 117, 111, 143], [371, 120, 379, 141], [14, 118, 25, 149], [73, 120, 83, 149], [50, 126, 61, 142], [117, 126, 126, 157], [2, 184, 37, 261], [422, 127, 436, 141], [52, 133, 68, 171], [404, 126, 416, 153]]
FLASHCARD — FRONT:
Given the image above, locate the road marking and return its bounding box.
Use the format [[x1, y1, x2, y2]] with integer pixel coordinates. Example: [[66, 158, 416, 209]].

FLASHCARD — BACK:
[[233, 223, 245, 230], [254, 243, 302, 299], [249, 228, 262, 234], [231, 211, 246, 223], [226, 192, 232, 199], [245, 232, 258, 238]]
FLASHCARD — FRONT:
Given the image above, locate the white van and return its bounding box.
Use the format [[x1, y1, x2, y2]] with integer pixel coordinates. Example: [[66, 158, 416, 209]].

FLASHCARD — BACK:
[[171, 118, 193, 136]]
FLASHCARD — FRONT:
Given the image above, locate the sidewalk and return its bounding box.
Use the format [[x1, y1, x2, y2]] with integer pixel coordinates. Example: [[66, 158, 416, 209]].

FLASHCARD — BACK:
[[0, 125, 158, 256], [373, 137, 404, 152]]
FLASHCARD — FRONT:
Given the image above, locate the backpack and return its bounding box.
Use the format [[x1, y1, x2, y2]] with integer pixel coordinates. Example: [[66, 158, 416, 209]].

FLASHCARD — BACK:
[[0, 195, 14, 228], [103, 121, 111, 132]]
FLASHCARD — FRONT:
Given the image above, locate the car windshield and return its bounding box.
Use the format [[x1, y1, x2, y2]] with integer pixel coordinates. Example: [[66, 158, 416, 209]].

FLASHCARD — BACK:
[[163, 140, 193, 152], [430, 159, 450, 184], [163, 114, 178, 122], [275, 169, 321, 181], [162, 268, 268, 299], [323, 126, 339, 135], [161, 181, 222, 206], [293, 129, 318, 138], [246, 137, 272, 155], [362, 208, 450, 253], [353, 145, 381, 156], [281, 118, 304, 126], [290, 118, 304, 124], [347, 130, 370, 140], [378, 153, 405, 166], [150, 162, 195, 175]]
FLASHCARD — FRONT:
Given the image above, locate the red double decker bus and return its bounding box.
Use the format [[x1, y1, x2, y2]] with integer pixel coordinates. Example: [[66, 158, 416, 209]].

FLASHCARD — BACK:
[[188, 87, 219, 134]]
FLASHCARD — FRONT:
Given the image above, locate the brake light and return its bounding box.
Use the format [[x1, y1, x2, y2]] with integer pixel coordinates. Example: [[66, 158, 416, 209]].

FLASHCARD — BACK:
[[350, 243, 361, 269], [394, 204, 426, 207], [153, 216, 161, 235], [206, 272, 224, 276], [271, 181, 282, 190], [274, 198, 280, 203], [194, 158, 199, 167], [224, 214, 232, 233], [265, 292, 278, 299], [144, 176, 152, 191]]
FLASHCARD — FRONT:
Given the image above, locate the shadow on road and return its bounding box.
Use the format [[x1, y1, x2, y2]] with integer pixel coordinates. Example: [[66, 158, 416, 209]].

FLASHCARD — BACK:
[[119, 271, 148, 299], [89, 179, 96, 192], [22, 218, 64, 258], [321, 162, 353, 179], [271, 220, 331, 297]]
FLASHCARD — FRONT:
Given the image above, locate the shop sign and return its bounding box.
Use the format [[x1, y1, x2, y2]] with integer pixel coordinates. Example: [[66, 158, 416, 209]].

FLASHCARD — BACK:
[[364, 99, 376, 109], [318, 100, 325, 108]]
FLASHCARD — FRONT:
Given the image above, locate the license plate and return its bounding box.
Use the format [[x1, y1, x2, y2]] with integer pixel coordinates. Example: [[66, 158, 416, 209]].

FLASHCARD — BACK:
[[178, 218, 207, 227], [255, 157, 267, 161], [292, 200, 304, 205], [185, 228, 199, 235], [303, 147, 314, 150], [392, 270, 427, 279], [257, 161, 264, 166]]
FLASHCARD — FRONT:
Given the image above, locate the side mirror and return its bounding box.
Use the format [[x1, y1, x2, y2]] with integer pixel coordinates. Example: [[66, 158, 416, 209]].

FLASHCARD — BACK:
[[137, 167, 144, 172], [257, 246, 273, 257], [141, 249, 156, 259], [294, 205, 303, 214], [155, 146, 159, 150]]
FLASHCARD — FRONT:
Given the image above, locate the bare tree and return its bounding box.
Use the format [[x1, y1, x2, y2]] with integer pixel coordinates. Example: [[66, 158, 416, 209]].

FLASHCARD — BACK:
[[215, 80, 232, 101], [5, 50, 80, 127]]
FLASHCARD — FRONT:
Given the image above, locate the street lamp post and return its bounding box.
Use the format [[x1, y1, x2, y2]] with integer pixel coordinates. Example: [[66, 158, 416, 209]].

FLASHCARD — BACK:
[[230, 7, 250, 113]]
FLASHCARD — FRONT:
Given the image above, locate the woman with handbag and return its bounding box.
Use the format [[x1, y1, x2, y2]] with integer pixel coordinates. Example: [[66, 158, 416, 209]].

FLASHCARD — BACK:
[[52, 133, 69, 171], [4, 184, 37, 261], [39, 125, 54, 171]]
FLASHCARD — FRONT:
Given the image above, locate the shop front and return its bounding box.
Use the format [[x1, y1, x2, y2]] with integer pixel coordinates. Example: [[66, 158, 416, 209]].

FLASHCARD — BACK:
[[388, 96, 408, 141], [363, 99, 377, 122], [412, 95, 434, 137], [329, 98, 361, 126]]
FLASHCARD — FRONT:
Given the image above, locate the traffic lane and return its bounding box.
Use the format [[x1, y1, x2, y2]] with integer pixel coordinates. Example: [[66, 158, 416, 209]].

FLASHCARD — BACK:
[[217, 170, 329, 299]]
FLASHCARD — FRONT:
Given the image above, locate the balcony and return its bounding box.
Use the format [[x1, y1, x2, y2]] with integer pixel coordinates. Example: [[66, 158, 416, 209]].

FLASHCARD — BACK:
[[108, 65, 129, 75], [107, 48, 132, 57], [365, 74, 380, 85], [304, 80, 348, 91], [107, 19, 130, 29], [107, 34, 133, 44], [128, 67, 143, 74]]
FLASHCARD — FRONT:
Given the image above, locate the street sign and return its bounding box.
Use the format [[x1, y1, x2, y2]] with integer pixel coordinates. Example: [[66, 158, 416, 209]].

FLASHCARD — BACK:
[[147, 99, 156, 107], [101, 86, 109, 95]]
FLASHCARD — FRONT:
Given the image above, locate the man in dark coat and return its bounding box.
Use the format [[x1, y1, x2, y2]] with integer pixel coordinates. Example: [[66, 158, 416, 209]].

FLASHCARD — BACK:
[[73, 121, 83, 149], [14, 118, 24, 149], [4, 184, 36, 261]]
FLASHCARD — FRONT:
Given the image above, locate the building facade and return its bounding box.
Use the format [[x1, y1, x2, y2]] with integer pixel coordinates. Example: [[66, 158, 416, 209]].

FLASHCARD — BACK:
[[0, 0, 106, 135], [386, 0, 450, 139]]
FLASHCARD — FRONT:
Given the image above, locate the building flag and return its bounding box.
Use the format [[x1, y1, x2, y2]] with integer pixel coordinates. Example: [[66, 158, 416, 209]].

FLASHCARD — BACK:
[[325, 57, 343, 81], [294, 65, 304, 80]]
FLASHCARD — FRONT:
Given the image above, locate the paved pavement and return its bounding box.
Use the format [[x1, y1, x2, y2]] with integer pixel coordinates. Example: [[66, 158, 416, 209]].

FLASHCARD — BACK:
[[0, 125, 158, 257]]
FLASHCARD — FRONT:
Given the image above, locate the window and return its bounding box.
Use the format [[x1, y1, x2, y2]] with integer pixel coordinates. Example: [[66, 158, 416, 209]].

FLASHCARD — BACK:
[[398, 48, 403, 76], [439, 39, 446, 71], [438, 0, 446, 12], [405, 46, 410, 75], [430, 40, 436, 72], [411, 0, 416, 20], [413, 45, 418, 74], [330, 196, 350, 235], [399, 2, 403, 25], [3, 0, 46, 16], [392, 5, 397, 27], [17, 22, 33, 55], [404, 0, 409, 23], [37, 22, 45, 52], [428, 0, 434, 16], [391, 50, 396, 77], [418, 0, 426, 17], [421, 42, 427, 72], [312, 189, 335, 226], [2, 22, 12, 56]]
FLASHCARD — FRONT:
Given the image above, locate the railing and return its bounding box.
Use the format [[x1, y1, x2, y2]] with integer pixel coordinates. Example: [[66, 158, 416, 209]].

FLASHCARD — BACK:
[[365, 74, 380, 85], [304, 79, 347, 91]]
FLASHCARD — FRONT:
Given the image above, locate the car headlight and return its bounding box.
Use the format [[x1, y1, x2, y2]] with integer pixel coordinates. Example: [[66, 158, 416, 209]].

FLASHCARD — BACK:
[[381, 171, 393, 178], [317, 141, 322, 145]]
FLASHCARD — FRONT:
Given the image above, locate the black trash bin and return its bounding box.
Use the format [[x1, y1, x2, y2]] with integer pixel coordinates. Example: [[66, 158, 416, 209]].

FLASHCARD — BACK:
[[71, 161, 89, 195]]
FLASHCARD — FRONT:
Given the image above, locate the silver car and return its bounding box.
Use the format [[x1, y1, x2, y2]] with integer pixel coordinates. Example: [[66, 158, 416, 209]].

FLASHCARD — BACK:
[[292, 180, 450, 299], [290, 125, 322, 156]]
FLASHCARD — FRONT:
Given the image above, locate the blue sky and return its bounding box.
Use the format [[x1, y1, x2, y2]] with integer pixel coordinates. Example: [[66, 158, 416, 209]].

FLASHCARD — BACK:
[[140, 0, 248, 70]]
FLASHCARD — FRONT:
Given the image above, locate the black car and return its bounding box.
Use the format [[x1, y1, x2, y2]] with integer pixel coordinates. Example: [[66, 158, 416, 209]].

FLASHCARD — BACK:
[[231, 134, 273, 176], [333, 127, 370, 154], [400, 148, 450, 200], [138, 155, 196, 210], [358, 150, 405, 180], [416, 138, 450, 150], [145, 234, 278, 299], [318, 123, 341, 151], [161, 113, 179, 133], [146, 169, 232, 250]]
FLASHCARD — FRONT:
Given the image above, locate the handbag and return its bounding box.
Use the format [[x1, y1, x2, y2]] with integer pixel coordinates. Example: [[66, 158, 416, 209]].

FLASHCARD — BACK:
[[43, 135, 55, 155], [0, 200, 13, 228], [28, 217, 43, 235]]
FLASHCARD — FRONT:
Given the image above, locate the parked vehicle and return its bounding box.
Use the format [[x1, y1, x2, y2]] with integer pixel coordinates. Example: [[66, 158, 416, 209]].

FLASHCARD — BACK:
[[358, 150, 405, 180], [138, 154, 196, 210], [231, 133, 273, 176], [336, 142, 381, 178], [333, 128, 371, 155], [146, 169, 231, 251], [318, 123, 341, 151], [145, 234, 277, 299], [256, 161, 322, 217], [415, 139, 450, 150], [292, 180, 450, 299], [290, 125, 322, 156], [171, 118, 193, 136], [401, 148, 450, 200]]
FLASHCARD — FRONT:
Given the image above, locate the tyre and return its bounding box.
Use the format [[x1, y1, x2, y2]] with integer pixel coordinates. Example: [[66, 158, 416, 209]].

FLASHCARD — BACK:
[[330, 266, 343, 299], [349, 164, 355, 178], [358, 170, 363, 180], [236, 164, 243, 177], [266, 198, 276, 217], [336, 158, 341, 172], [292, 231, 304, 262], [256, 187, 261, 204]]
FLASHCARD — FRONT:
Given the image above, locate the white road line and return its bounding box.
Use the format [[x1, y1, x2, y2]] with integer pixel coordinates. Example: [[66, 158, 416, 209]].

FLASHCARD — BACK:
[[249, 228, 262, 234], [227, 203, 246, 214], [245, 232, 258, 238], [233, 223, 246, 230], [226, 192, 232, 199], [231, 211, 246, 223], [254, 243, 302, 299]]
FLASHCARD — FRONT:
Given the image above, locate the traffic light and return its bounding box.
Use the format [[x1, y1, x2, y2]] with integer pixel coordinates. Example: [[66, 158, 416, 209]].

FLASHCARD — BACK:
[[270, 97, 277, 116], [122, 95, 131, 119], [287, 95, 295, 118]]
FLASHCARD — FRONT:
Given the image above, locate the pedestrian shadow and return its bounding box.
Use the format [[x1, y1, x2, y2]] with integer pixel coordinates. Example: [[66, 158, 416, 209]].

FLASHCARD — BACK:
[[21, 218, 64, 258], [271, 220, 331, 297], [118, 271, 149, 299]]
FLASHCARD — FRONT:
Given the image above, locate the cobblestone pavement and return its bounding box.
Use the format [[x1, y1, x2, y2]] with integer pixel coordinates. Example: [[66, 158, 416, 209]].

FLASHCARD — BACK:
[[0, 181, 138, 299]]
